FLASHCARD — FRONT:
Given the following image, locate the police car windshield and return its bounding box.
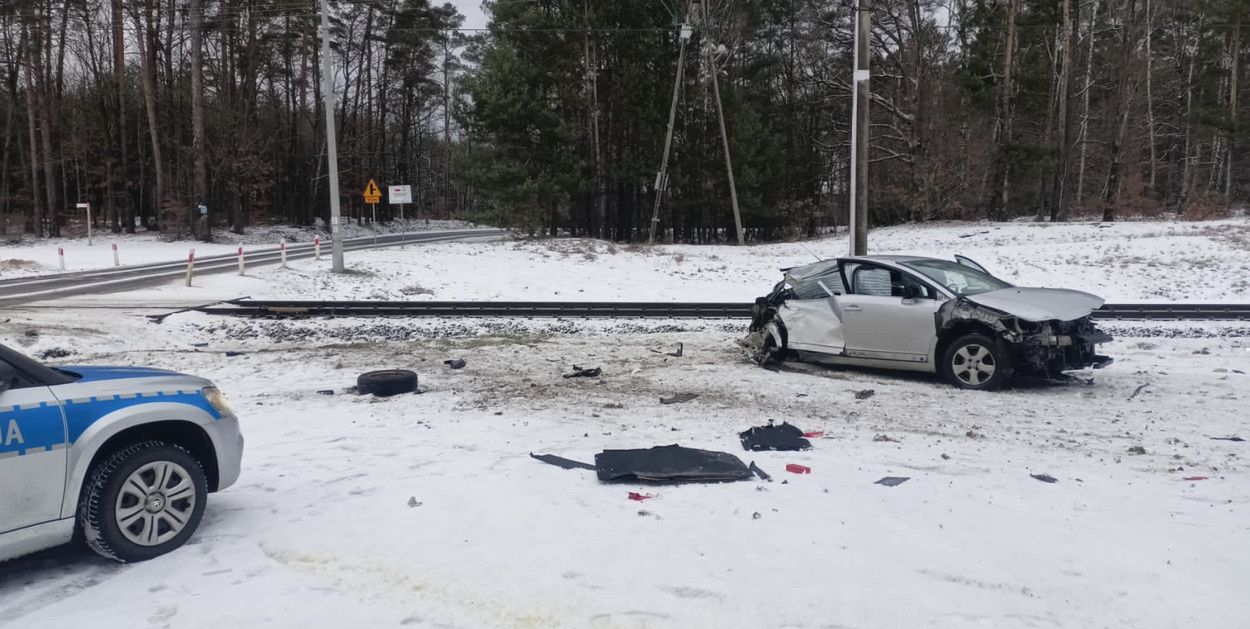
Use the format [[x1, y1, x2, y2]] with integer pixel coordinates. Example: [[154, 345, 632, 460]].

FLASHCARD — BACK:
[[901, 259, 1012, 296], [0, 343, 79, 386]]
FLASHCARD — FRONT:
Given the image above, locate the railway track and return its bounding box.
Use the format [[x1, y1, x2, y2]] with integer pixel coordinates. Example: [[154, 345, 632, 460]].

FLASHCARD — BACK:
[[195, 299, 1250, 321]]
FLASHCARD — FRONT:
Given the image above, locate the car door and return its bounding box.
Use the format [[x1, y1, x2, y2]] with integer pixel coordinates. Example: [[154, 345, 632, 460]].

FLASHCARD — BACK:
[[0, 360, 69, 534], [836, 262, 943, 363]]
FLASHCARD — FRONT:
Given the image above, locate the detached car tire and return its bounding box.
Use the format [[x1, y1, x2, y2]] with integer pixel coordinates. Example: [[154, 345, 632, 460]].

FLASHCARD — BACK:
[[357, 369, 419, 396], [941, 333, 1012, 391], [79, 441, 209, 563]]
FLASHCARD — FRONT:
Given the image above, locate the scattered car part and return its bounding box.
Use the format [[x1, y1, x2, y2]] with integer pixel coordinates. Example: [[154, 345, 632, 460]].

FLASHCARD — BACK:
[[1183, 476, 1209, 481], [748, 461, 772, 481], [563, 365, 602, 379], [444, 359, 467, 369], [785, 464, 811, 474], [530, 452, 597, 471], [595, 445, 752, 483], [740, 422, 812, 452], [1209, 436, 1244, 442], [1031, 473, 1058, 483], [660, 393, 699, 405], [628, 492, 654, 501], [874, 476, 910, 487], [854, 389, 875, 400], [357, 369, 419, 396]]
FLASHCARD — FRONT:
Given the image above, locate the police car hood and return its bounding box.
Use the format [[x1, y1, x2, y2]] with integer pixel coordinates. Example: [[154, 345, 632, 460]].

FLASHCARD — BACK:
[[60, 366, 212, 389], [964, 287, 1104, 322]]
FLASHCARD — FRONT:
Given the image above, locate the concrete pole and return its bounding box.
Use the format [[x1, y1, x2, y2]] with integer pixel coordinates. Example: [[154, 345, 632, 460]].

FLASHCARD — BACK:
[[647, 23, 692, 244], [320, 0, 345, 272], [849, 0, 872, 256]]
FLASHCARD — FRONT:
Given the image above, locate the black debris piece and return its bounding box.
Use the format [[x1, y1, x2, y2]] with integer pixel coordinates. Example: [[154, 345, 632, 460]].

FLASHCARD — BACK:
[[357, 369, 419, 397], [875, 476, 910, 487], [1210, 436, 1245, 442], [191, 342, 209, 348], [316, 389, 335, 396], [660, 393, 699, 405], [530, 452, 597, 471], [1127, 445, 1147, 455], [668, 343, 684, 358], [854, 389, 876, 400], [563, 365, 602, 379], [1031, 473, 1058, 484], [445, 359, 467, 370], [1128, 383, 1149, 400], [739, 421, 812, 452], [595, 445, 752, 483], [224, 351, 244, 357], [748, 461, 772, 481]]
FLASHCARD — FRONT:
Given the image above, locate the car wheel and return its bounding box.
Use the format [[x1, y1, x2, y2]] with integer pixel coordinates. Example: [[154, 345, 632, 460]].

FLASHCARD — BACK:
[[941, 333, 1012, 390], [79, 441, 208, 563]]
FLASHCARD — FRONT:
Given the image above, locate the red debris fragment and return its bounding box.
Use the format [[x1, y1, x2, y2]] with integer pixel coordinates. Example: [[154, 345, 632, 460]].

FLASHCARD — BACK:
[[802, 431, 824, 439], [785, 464, 811, 475], [628, 492, 654, 501], [1182, 476, 1209, 481]]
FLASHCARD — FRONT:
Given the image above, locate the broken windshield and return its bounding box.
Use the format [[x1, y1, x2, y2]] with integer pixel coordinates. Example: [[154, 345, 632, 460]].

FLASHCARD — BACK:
[[902, 259, 1012, 296]]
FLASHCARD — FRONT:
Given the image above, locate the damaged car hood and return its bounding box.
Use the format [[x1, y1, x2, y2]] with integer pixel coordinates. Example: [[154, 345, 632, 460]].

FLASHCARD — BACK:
[[965, 287, 1104, 322]]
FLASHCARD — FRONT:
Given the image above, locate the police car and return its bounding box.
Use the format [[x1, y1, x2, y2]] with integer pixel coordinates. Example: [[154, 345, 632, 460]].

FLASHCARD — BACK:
[[0, 343, 242, 563]]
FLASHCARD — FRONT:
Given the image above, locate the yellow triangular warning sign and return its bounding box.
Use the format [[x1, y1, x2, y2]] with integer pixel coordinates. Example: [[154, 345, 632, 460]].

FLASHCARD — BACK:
[[363, 178, 381, 203]]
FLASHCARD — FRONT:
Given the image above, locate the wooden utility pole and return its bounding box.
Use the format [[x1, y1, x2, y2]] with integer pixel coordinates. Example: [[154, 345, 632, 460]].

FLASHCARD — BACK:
[[849, 0, 871, 255], [704, 11, 744, 245]]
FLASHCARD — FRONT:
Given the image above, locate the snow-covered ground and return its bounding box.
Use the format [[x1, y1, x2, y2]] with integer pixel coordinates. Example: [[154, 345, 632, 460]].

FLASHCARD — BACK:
[[36, 216, 1250, 305], [0, 219, 478, 279], [1, 217, 1248, 628]]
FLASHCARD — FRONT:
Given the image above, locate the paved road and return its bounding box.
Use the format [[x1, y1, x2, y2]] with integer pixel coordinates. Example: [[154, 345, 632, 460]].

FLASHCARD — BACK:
[[0, 228, 505, 307]]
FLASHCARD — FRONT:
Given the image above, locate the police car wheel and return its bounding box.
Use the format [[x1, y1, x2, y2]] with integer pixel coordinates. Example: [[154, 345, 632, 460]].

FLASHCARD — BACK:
[[79, 441, 208, 563]]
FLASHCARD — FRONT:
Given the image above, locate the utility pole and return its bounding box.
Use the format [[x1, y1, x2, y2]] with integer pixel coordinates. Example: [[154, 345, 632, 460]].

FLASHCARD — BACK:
[[705, 11, 744, 245], [648, 21, 692, 244], [849, 0, 871, 256], [320, 0, 345, 272]]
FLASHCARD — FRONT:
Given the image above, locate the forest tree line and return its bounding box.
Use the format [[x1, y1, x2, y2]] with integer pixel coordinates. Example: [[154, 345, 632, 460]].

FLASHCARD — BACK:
[[0, 0, 1245, 242]]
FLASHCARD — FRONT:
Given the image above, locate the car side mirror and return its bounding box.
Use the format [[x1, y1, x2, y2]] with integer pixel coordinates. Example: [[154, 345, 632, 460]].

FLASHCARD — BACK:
[[901, 285, 922, 300], [0, 362, 16, 395]]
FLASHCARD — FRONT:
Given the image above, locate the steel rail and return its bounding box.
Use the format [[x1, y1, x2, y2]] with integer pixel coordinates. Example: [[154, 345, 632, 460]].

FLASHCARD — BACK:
[[195, 300, 1250, 321]]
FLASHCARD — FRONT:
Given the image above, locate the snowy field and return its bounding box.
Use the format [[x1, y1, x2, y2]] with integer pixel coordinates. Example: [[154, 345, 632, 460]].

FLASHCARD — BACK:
[[34, 216, 1250, 306], [1, 218, 1248, 628]]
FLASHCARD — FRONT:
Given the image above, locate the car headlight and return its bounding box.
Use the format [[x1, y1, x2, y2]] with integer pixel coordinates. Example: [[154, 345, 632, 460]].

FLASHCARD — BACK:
[[201, 386, 234, 416]]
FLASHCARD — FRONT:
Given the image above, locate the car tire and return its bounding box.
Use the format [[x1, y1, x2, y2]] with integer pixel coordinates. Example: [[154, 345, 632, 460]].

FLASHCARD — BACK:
[[79, 441, 208, 563], [941, 333, 1012, 390], [357, 369, 419, 396]]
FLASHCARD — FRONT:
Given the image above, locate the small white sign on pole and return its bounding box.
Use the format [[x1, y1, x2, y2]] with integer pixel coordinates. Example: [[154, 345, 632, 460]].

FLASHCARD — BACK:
[[388, 185, 412, 204], [389, 184, 412, 222]]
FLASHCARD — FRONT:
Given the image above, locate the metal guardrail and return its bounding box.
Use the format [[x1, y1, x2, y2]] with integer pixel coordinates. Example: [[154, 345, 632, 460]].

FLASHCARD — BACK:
[[195, 300, 1250, 321]]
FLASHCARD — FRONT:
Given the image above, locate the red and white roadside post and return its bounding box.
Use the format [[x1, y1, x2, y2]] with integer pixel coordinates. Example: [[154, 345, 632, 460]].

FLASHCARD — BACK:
[[280, 239, 288, 268], [314, 236, 321, 260], [111, 243, 120, 267], [58, 247, 66, 271], [237, 246, 245, 276], [185, 249, 196, 287]]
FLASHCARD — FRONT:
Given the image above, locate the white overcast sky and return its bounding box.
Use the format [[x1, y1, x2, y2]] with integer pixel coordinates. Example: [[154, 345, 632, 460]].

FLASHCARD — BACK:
[[450, 0, 488, 30]]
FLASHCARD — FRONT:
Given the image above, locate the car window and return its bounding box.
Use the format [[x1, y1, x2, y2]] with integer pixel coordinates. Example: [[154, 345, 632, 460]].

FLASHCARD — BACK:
[[902, 259, 1012, 296], [791, 268, 844, 299], [853, 267, 893, 296], [846, 264, 937, 299]]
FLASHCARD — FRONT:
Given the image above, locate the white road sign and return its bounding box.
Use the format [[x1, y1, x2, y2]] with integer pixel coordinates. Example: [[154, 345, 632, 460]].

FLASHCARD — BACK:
[[388, 185, 412, 205]]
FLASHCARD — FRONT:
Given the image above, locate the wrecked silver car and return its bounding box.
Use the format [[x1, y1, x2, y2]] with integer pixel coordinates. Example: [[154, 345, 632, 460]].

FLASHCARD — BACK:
[[745, 255, 1112, 390]]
